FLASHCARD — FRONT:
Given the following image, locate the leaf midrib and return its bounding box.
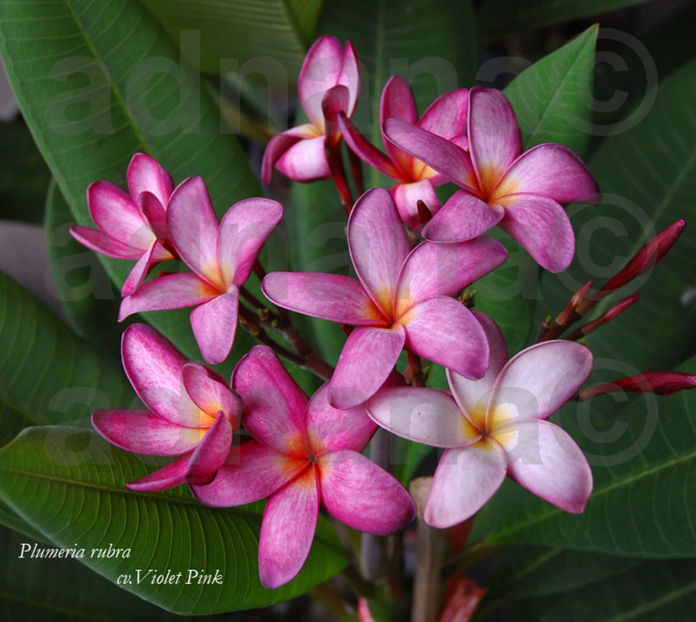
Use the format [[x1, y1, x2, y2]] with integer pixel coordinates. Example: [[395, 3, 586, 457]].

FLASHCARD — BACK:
[[605, 575, 696, 621]]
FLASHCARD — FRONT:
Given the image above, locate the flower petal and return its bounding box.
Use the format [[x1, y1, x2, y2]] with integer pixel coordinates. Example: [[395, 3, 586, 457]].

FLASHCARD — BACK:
[[396, 237, 508, 304], [367, 386, 478, 448], [218, 198, 282, 286], [190, 288, 239, 365], [489, 340, 593, 422], [276, 135, 331, 182], [422, 191, 503, 242], [329, 325, 405, 409], [233, 345, 308, 455], [503, 419, 593, 514], [299, 36, 347, 128], [340, 114, 400, 178], [322, 84, 350, 140], [383, 119, 476, 190], [126, 454, 191, 492], [185, 412, 233, 485], [339, 41, 360, 116], [120, 323, 211, 428], [447, 311, 508, 413], [499, 143, 599, 203], [191, 441, 307, 506], [262, 271, 382, 325], [118, 273, 217, 321], [403, 297, 489, 380], [87, 180, 152, 250], [138, 191, 168, 238], [120, 240, 159, 297], [390, 179, 441, 231], [91, 409, 205, 456], [167, 177, 222, 285], [182, 362, 240, 426], [261, 126, 313, 185], [347, 188, 411, 310], [258, 467, 319, 588], [500, 194, 575, 272], [425, 444, 506, 528], [69, 225, 142, 259], [126, 152, 174, 207], [380, 75, 419, 169], [468, 87, 522, 185], [318, 449, 415, 534], [419, 88, 469, 139], [305, 384, 376, 454]]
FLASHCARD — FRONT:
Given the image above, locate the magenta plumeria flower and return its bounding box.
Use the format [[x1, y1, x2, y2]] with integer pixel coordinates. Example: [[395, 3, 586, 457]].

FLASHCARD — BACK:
[[368, 313, 594, 528], [118, 177, 283, 364], [92, 324, 241, 491], [70, 153, 176, 296], [261, 35, 360, 184], [262, 188, 508, 409], [340, 75, 468, 230], [384, 87, 599, 272], [192, 346, 415, 589]]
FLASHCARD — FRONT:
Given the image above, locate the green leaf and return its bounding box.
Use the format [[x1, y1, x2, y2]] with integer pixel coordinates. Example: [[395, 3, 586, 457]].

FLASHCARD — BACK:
[[541, 559, 696, 621], [317, 0, 477, 187], [0, 426, 347, 614], [392, 438, 433, 486], [44, 180, 122, 350], [0, 524, 220, 621], [0, 119, 51, 222], [0, 500, 49, 545], [0, 0, 261, 372], [505, 25, 598, 157], [477, 0, 650, 41], [0, 270, 131, 446], [534, 57, 696, 374], [140, 0, 323, 78]]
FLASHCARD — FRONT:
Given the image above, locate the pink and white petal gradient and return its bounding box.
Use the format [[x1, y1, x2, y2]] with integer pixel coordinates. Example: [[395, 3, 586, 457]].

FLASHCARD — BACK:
[[185, 412, 234, 485], [127, 152, 174, 207], [189, 288, 240, 365], [422, 191, 503, 242], [276, 135, 331, 182], [126, 454, 192, 492]]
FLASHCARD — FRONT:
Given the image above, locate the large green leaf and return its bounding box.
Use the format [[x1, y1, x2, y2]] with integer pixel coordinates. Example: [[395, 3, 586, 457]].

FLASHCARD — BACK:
[[541, 559, 696, 621], [505, 25, 598, 157], [0, 0, 260, 373], [44, 180, 122, 350], [140, 0, 323, 79], [0, 426, 347, 613], [477, 0, 651, 41]]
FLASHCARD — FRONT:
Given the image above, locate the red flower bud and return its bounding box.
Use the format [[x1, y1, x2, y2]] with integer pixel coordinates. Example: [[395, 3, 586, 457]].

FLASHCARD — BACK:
[[580, 371, 696, 400]]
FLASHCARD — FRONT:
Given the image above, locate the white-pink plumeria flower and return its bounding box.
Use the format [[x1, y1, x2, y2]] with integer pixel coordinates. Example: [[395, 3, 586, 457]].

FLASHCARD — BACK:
[[193, 346, 415, 589], [70, 153, 176, 295], [368, 313, 593, 528], [340, 75, 468, 230], [384, 87, 599, 272], [118, 177, 282, 364], [261, 36, 360, 184], [92, 324, 241, 491]]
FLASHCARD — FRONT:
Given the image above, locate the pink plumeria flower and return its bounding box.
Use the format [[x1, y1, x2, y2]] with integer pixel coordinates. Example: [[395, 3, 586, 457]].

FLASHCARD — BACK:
[[368, 313, 594, 528], [384, 87, 599, 272], [70, 153, 176, 296], [92, 324, 241, 491], [118, 177, 283, 364], [262, 188, 508, 409], [261, 36, 360, 184], [192, 346, 415, 589], [340, 75, 468, 230]]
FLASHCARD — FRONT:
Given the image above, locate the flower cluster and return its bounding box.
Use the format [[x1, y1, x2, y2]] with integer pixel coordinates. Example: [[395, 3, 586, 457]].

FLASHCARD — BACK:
[[73, 35, 694, 591]]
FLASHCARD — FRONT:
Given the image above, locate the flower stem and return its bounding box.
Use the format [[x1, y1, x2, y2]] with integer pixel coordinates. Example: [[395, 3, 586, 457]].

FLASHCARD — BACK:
[[348, 148, 364, 196], [406, 351, 425, 387], [327, 144, 354, 217]]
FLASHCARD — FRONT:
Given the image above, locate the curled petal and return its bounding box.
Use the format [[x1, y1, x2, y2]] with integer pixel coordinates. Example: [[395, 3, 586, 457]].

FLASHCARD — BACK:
[[138, 191, 168, 238], [192, 441, 307, 507], [126, 454, 191, 492], [329, 325, 406, 409], [423, 191, 503, 242], [390, 180, 441, 231], [127, 152, 174, 207], [182, 362, 240, 426], [380, 75, 418, 168], [258, 467, 319, 588], [318, 450, 416, 534], [262, 272, 383, 325], [403, 297, 489, 380], [503, 419, 593, 514], [190, 288, 239, 365], [340, 114, 400, 178], [419, 88, 468, 139], [91, 409, 204, 456], [489, 340, 592, 422], [69, 225, 142, 259], [233, 345, 308, 455], [367, 386, 478, 448], [261, 125, 316, 185], [322, 84, 350, 141], [185, 412, 234, 485], [425, 444, 507, 528], [500, 194, 575, 273], [276, 135, 331, 182], [120, 240, 161, 297]]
